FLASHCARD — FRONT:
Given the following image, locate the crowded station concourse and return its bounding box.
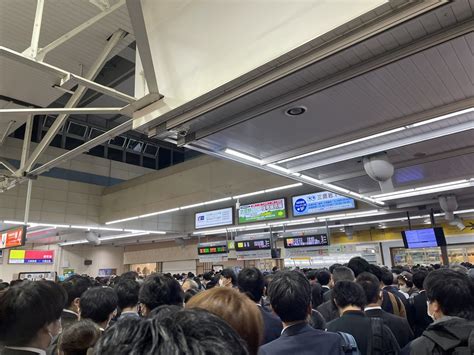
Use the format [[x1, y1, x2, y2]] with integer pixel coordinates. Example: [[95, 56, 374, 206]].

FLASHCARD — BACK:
[[1, 0, 474, 354]]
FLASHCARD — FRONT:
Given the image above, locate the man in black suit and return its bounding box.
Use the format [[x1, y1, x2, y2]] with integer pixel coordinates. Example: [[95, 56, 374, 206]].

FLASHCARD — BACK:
[[357, 272, 414, 348], [317, 266, 355, 322], [327, 281, 400, 355], [409, 270, 433, 337], [60, 275, 93, 330], [259, 271, 344, 355], [237, 267, 282, 344], [0, 281, 67, 355]]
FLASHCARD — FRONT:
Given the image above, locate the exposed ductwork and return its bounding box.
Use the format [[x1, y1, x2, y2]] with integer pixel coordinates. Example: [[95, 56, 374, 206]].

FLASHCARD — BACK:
[[363, 153, 394, 193]]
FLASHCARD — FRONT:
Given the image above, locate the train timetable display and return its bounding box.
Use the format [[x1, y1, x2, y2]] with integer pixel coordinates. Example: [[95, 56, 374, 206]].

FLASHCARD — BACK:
[[284, 234, 329, 248], [235, 238, 271, 252], [198, 245, 228, 255]]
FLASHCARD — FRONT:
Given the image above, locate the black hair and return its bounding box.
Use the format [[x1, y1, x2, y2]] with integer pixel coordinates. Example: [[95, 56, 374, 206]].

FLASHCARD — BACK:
[[412, 270, 428, 290], [237, 267, 264, 303], [332, 266, 355, 283], [80, 287, 118, 324], [356, 272, 381, 304], [381, 269, 395, 286], [368, 264, 383, 281], [267, 271, 311, 322], [203, 272, 214, 281], [347, 257, 370, 277], [0, 280, 67, 346], [61, 275, 93, 308], [139, 274, 184, 312], [184, 289, 200, 303], [311, 283, 324, 309], [315, 269, 331, 286], [329, 263, 342, 274], [221, 268, 237, 286], [332, 281, 367, 309], [120, 271, 139, 281], [114, 279, 140, 310], [59, 319, 101, 355], [148, 305, 183, 319], [306, 270, 317, 281], [94, 308, 248, 355], [424, 269, 474, 320]]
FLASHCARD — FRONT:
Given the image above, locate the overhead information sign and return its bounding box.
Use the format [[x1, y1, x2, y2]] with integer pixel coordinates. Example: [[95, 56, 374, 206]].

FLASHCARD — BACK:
[[292, 191, 355, 217], [195, 207, 234, 229], [235, 234, 271, 260], [239, 198, 286, 224], [284, 234, 329, 248], [9, 250, 54, 264], [1, 226, 27, 249], [197, 241, 229, 262]]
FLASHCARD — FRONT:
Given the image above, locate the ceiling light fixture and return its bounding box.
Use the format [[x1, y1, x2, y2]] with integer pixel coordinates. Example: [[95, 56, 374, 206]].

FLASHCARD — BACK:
[[266, 164, 301, 177], [224, 148, 263, 164], [277, 107, 473, 164], [371, 178, 474, 201], [285, 106, 307, 116]]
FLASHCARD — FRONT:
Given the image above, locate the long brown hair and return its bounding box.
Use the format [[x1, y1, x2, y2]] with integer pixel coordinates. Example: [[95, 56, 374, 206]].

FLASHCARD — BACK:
[[186, 287, 263, 355]]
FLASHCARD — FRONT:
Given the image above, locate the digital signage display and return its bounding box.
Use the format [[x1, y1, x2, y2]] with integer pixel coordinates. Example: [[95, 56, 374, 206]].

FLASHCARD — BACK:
[[235, 238, 271, 252], [195, 207, 234, 229], [9, 250, 54, 264], [238, 198, 286, 224], [292, 191, 355, 217], [402, 228, 446, 249], [284, 234, 329, 248], [198, 244, 228, 255], [1, 226, 27, 249]]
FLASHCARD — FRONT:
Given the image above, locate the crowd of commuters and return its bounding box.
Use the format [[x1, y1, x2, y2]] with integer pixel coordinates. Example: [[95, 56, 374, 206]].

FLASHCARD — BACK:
[[0, 259, 473, 354]]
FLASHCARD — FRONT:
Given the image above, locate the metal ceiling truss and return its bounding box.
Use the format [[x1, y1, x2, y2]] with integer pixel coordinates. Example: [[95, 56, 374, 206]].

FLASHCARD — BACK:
[[0, 0, 163, 193]]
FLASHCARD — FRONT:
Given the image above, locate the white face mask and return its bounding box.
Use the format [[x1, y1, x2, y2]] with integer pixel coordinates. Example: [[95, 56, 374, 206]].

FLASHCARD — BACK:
[[218, 279, 225, 287], [426, 301, 435, 320], [399, 285, 410, 293]]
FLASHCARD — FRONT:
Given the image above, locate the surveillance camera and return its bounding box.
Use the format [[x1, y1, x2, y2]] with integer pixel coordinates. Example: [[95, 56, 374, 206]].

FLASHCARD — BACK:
[[236, 201, 241, 210]]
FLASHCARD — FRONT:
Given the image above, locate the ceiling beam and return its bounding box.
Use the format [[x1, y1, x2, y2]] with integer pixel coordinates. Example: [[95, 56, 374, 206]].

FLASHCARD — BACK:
[[1, 107, 125, 115]]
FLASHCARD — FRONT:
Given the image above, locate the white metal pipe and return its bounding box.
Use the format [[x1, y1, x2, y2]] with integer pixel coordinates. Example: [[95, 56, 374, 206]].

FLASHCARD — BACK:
[[28, 0, 45, 58], [20, 115, 33, 169], [24, 179, 33, 224], [1, 107, 125, 115], [0, 120, 15, 146]]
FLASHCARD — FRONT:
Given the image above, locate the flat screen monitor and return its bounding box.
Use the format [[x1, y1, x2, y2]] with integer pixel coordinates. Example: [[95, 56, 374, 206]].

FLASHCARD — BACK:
[[9, 250, 54, 264], [284, 234, 329, 248], [401, 227, 446, 249], [197, 244, 228, 255], [1, 226, 27, 249], [195, 207, 234, 229], [235, 238, 271, 252], [238, 198, 286, 224]]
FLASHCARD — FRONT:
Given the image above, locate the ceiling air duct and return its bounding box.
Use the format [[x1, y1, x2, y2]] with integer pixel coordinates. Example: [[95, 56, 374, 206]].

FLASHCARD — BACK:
[[363, 153, 394, 193]]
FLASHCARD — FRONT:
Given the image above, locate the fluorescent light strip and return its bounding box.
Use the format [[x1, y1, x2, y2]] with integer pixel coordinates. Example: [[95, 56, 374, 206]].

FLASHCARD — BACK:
[[123, 229, 166, 234], [105, 216, 140, 225], [225, 148, 263, 164], [59, 239, 88, 246], [277, 108, 473, 164], [203, 197, 232, 205], [233, 183, 303, 199], [371, 178, 474, 201], [180, 202, 205, 210], [100, 232, 150, 241], [266, 164, 301, 177], [139, 208, 181, 218], [233, 190, 265, 199]]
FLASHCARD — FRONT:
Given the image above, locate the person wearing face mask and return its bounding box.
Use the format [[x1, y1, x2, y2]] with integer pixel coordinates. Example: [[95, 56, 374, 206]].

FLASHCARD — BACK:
[[397, 272, 418, 299], [219, 268, 238, 288], [401, 269, 474, 355], [0, 280, 67, 355]]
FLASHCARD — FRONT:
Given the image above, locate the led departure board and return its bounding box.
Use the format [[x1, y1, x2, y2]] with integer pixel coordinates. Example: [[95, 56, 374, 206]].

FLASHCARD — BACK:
[[235, 238, 271, 252], [284, 234, 329, 248], [198, 244, 228, 255]]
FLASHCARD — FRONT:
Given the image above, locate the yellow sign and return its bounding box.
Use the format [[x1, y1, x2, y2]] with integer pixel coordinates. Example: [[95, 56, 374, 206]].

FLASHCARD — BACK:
[[9, 250, 25, 259]]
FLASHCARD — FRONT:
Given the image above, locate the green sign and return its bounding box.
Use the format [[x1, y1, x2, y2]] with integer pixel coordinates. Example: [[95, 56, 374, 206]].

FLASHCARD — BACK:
[[239, 198, 286, 224]]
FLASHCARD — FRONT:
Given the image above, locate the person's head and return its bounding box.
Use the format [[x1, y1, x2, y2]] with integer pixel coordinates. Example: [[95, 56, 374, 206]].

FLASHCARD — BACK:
[[263, 274, 275, 297], [272, 266, 279, 273], [381, 269, 395, 286], [219, 268, 237, 287], [367, 264, 383, 281], [311, 283, 324, 309], [94, 308, 248, 355], [449, 264, 468, 275], [332, 266, 355, 283], [120, 271, 139, 281], [412, 270, 428, 290], [306, 270, 317, 284], [397, 272, 413, 293], [79, 287, 118, 328], [61, 275, 93, 313], [424, 269, 474, 321], [267, 270, 311, 323], [315, 269, 331, 286], [329, 263, 342, 274], [114, 279, 140, 312], [182, 278, 199, 292], [184, 288, 200, 303], [59, 319, 100, 355], [356, 272, 381, 305], [0, 280, 66, 349], [332, 281, 366, 313], [139, 274, 184, 316], [237, 267, 264, 303], [347, 257, 370, 277], [202, 272, 213, 284], [186, 287, 262, 355]]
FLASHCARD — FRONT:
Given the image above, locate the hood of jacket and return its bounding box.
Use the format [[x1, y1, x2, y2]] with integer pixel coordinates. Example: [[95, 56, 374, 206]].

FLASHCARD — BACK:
[[423, 316, 474, 351]]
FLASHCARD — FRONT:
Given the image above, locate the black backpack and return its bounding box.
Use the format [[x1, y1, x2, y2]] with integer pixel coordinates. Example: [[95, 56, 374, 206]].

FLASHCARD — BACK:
[[367, 317, 400, 355]]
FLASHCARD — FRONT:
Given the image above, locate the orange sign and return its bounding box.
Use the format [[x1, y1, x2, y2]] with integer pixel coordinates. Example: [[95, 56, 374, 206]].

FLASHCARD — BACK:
[[1, 226, 26, 249]]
